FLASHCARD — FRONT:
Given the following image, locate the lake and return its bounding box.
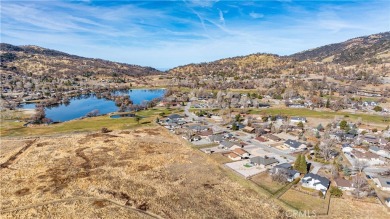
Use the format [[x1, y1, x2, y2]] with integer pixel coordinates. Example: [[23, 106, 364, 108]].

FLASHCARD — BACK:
[[22, 89, 165, 122]]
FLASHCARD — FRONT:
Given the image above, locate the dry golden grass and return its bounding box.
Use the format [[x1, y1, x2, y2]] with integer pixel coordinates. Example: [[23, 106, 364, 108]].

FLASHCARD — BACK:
[[0, 127, 287, 218], [326, 198, 389, 219]]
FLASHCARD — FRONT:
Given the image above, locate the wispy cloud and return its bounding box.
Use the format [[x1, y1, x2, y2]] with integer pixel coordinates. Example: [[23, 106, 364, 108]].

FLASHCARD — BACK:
[[1, 0, 388, 68], [249, 12, 264, 19]]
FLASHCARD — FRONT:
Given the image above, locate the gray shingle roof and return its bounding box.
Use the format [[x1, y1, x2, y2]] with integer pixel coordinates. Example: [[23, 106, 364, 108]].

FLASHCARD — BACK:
[[284, 139, 303, 148], [303, 173, 330, 188], [250, 156, 278, 166]]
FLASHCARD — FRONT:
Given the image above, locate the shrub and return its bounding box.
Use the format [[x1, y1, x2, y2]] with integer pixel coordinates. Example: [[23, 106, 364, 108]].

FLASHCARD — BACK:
[[101, 127, 111, 133], [307, 155, 312, 160], [330, 186, 343, 197]]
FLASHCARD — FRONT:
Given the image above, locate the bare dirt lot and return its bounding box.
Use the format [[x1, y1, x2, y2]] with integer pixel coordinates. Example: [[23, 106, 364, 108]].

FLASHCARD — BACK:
[[0, 127, 287, 218]]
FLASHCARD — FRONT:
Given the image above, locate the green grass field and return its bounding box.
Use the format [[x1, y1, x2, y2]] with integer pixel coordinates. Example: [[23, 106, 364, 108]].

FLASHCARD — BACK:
[[0, 107, 183, 137], [248, 108, 387, 124]]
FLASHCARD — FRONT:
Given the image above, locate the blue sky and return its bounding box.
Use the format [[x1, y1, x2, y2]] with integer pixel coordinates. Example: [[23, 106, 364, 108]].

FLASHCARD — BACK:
[[1, 0, 389, 69]]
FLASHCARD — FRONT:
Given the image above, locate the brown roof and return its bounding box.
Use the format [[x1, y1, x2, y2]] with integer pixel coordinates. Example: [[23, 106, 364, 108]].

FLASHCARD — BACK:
[[224, 152, 239, 158], [353, 150, 380, 159], [334, 178, 353, 188], [199, 130, 213, 136], [263, 134, 281, 141], [255, 136, 267, 142], [233, 148, 248, 156]]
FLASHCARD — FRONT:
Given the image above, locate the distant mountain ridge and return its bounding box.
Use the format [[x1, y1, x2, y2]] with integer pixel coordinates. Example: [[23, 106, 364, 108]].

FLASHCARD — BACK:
[[169, 32, 390, 77], [0, 43, 162, 77], [289, 32, 390, 64]]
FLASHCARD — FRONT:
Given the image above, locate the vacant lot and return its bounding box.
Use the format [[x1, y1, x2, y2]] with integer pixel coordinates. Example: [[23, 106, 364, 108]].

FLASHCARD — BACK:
[[0, 127, 287, 218], [280, 188, 329, 215], [251, 173, 287, 194]]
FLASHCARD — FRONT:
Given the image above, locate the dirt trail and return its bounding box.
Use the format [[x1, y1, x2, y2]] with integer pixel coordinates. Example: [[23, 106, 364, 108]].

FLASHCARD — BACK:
[[0, 138, 37, 169], [0, 196, 163, 219]]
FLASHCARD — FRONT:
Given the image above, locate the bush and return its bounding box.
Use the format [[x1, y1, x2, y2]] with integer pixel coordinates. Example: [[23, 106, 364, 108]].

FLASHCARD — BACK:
[[101, 127, 111, 133], [330, 186, 343, 197], [373, 106, 382, 112], [307, 155, 312, 160]]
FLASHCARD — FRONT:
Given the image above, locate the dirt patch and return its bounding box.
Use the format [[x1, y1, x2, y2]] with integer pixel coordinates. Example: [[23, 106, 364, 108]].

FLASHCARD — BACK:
[[14, 188, 30, 196], [0, 139, 37, 169], [93, 200, 109, 209]]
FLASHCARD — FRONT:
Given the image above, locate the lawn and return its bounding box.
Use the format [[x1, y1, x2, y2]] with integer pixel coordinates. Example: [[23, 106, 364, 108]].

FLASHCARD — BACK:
[[0, 107, 182, 137], [248, 108, 387, 124], [250, 173, 288, 194], [279, 188, 330, 214]]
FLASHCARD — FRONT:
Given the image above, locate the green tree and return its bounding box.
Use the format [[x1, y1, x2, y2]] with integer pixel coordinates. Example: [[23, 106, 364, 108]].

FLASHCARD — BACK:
[[326, 98, 330, 108], [297, 121, 304, 129], [299, 155, 308, 174], [294, 154, 302, 171], [135, 116, 141, 124], [235, 114, 241, 122], [232, 123, 238, 131], [339, 120, 348, 131], [373, 106, 383, 112]]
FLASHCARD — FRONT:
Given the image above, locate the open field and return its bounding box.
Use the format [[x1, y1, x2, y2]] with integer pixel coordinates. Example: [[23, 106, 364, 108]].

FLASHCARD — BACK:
[[248, 107, 388, 125], [0, 107, 182, 137], [328, 198, 389, 219], [0, 127, 287, 218], [250, 173, 287, 194], [279, 188, 330, 215]]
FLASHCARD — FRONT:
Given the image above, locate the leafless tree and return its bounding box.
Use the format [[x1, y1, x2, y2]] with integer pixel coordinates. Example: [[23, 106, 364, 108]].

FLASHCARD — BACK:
[[319, 139, 335, 161], [353, 176, 367, 198], [353, 159, 368, 174], [271, 168, 288, 183]]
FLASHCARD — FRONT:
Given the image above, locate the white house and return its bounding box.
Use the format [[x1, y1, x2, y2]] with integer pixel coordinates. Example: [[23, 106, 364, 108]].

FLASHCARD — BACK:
[[342, 143, 353, 153], [351, 150, 386, 166], [301, 173, 330, 195], [373, 177, 390, 191], [284, 139, 307, 151], [334, 178, 354, 191], [290, 117, 307, 123], [272, 163, 300, 182]]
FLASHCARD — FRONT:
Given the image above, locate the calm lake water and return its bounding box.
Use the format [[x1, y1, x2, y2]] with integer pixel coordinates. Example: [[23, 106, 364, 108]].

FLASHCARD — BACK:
[[22, 89, 165, 122]]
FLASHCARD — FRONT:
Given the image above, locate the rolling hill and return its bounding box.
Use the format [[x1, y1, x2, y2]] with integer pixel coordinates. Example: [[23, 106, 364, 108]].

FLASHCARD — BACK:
[[0, 43, 162, 77]]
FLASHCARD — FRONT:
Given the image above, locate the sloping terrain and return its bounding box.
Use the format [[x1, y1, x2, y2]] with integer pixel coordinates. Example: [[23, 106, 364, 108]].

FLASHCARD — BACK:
[[290, 32, 390, 64], [169, 32, 390, 78], [0, 43, 162, 77], [0, 127, 287, 218]]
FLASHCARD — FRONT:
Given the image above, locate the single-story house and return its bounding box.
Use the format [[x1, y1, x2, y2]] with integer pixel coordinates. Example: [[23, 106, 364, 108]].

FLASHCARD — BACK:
[[334, 178, 354, 191], [373, 176, 390, 191], [284, 139, 307, 151], [342, 143, 353, 153], [351, 150, 385, 165], [250, 156, 279, 168], [198, 129, 214, 138], [219, 140, 238, 150], [263, 134, 281, 142], [301, 173, 330, 195], [369, 146, 390, 159], [208, 134, 224, 143], [255, 136, 267, 142], [242, 126, 255, 133], [232, 148, 250, 158], [290, 117, 307, 123], [224, 152, 241, 161], [167, 114, 184, 121], [271, 163, 300, 182]]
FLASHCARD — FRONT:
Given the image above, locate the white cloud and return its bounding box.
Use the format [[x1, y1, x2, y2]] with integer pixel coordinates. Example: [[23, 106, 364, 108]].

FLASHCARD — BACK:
[[249, 12, 264, 19], [218, 9, 225, 25]]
